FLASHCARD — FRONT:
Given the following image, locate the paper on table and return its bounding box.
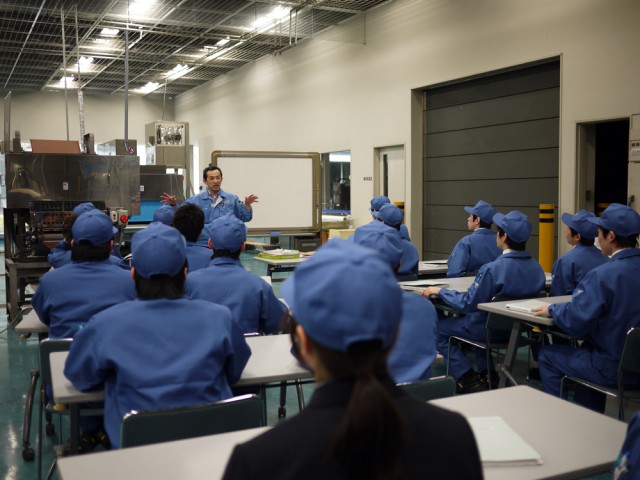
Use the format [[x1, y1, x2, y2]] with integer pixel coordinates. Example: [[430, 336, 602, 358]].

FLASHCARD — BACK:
[[422, 259, 449, 265], [504, 299, 549, 314], [399, 280, 448, 294], [468, 416, 543, 467]]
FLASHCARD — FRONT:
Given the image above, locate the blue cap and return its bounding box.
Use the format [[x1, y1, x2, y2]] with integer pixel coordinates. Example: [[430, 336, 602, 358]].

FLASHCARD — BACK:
[[493, 210, 532, 243], [132, 222, 187, 278], [373, 204, 404, 228], [353, 221, 403, 270], [370, 196, 390, 212], [561, 210, 598, 239], [209, 214, 246, 251], [71, 210, 115, 245], [153, 205, 175, 226], [464, 200, 496, 224], [281, 239, 402, 352], [588, 203, 640, 237], [72, 202, 95, 216]]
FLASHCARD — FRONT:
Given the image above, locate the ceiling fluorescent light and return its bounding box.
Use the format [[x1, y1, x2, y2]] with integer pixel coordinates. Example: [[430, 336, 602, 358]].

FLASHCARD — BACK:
[[136, 81, 161, 94], [215, 37, 230, 47], [101, 28, 120, 37], [165, 64, 194, 80]]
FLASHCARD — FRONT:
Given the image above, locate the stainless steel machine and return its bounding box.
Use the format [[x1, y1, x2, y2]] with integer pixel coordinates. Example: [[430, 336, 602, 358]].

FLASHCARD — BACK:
[[3, 152, 140, 317]]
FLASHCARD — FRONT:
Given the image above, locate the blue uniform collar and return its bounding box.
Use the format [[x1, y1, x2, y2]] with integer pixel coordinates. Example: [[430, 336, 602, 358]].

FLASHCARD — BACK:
[[198, 188, 228, 200], [472, 228, 495, 236], [610, 248, 640, 261], [211, 256, 242, 267], [499, 250, 532, 259]]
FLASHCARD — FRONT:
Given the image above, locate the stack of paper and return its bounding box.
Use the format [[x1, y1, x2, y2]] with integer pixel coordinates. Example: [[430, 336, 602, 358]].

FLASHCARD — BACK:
[[504, 299, 549, 314], [257, 249, 301, 260], [468, 416, 543, 467], [398, 280, 448, 293]]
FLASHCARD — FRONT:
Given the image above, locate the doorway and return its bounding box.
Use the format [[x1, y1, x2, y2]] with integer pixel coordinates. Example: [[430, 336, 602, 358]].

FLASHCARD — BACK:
[[375, 145, 405, 205], [576, 119, 629, 215]]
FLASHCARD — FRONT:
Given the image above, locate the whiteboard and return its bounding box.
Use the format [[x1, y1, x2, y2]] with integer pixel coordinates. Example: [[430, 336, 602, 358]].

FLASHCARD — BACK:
[[211, 151, 321, 234]]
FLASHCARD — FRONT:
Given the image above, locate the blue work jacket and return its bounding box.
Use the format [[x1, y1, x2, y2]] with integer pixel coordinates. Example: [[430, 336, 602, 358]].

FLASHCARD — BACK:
[[613, 410, 640, 480], [388, 292, 438, 383], [31, 261, 136, 338], [548, 248, 640, 375], [64, 297, 251, 449], [184, 189, 252, 246], [439, 251, 546, 337], [447, 229, 501, 278], [399, 239, 419, 275], [185, 242, 212, 272], [186, 257, 286, 334], [549, 244, 608, 296], [47, 240, 129, 270]]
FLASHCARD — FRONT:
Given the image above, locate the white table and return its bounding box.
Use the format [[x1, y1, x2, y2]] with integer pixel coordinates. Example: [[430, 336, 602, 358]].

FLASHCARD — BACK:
[[13, 308, 48, 334], [56, 426, 270, 480], [431, 385, 625, 479], [253, 256, 304, 280], [477, 296, 571, 387], [56, 386, 626, 480]]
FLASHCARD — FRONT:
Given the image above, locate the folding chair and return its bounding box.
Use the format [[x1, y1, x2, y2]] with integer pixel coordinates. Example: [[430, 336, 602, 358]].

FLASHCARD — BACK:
[[560, 327, 640, 420], [446, 296, 539, 389], [398, 376, 456, 401], [120, 394, 265, 448]]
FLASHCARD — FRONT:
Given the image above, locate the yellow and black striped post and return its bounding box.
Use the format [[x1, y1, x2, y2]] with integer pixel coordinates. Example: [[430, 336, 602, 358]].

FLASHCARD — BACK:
[[538, 204, 555, 272]]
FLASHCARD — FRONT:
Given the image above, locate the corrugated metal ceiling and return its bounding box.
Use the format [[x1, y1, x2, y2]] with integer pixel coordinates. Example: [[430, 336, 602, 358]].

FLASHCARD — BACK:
[[0, 0, 392, 97]]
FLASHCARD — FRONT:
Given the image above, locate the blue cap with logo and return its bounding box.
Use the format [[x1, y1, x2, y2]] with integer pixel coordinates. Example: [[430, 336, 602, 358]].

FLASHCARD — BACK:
[[132, 222, 187, 278], [72, 202, 96, 216], [153, 205, 175, 226], [281, 239, 402, 352], [370, 196, 390, 212], [561, 210, 598, 239], [588, 203, 640, 237], [209, 214, 247, 252], [493, 210, 532, 243], [71, 210, 116, 245], [353, 221, 403, 270], [373, 203, 404, 228], [464, 200, 496, 224]]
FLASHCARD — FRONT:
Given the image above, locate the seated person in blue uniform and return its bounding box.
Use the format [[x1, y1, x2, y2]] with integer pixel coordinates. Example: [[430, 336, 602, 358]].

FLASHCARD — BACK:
[[172, 203, 212, 272], [65, 222, 251, 449], [533, 203, 640, 413], [186, 214, 286, 334], [612, 410, 640, 480], [160, 166, 258, 246], [422, 210, 546, 393], [373, 204, 419, 276], [47, 202, 129, 270], [152, 204, 175, 225], [549, 209, 608, 296], [32, 209, 136, 339], [352, 221, 438, 383], [222, 240, 483, 480], [447, 200, 502, 278], [370, 195, 411, 241]]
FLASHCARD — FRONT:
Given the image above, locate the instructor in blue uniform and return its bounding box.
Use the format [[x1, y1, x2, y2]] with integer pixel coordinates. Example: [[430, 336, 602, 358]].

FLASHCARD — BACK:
[[352, 221, 438, 383], [534, 203, 640, 412], [186, 214, 285, 334], [423, 210, 546, 393], [549, 209, 607, 296], [65, 222, 251, 449], [161, 166, 258, 246], [447, 200, 501, 278]]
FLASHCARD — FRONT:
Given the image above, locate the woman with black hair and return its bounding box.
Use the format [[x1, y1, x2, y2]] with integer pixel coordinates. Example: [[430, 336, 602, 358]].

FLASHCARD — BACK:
[[222, 239, 482, 480]]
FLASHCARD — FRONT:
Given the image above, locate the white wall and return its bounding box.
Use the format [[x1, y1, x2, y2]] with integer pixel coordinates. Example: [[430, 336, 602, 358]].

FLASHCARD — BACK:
[[174, 0, 640, 256], [5, 90, 172, 148]]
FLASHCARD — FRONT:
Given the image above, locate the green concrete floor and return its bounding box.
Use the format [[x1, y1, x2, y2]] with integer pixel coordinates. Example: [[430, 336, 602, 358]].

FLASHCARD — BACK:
[[0, 246, 617, 479]]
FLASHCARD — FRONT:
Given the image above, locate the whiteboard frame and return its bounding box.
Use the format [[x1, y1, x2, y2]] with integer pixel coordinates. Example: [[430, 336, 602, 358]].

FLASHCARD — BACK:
[[210, 150, 321, 235]]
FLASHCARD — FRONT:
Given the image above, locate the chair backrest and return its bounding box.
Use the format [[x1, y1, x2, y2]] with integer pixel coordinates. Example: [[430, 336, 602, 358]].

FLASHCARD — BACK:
[[38, 338, 73, 385], [398, 376, 456, 401], [620, 327, 640, 376], [120, 394, 264, 449]]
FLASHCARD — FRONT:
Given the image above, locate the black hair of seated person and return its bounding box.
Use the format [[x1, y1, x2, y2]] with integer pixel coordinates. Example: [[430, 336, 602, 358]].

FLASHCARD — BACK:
[[133, 261, 188, 300], [202, 165, 222, 180], [598, 227, 639, 248], [212, 248, 241, 260], [289, 318, 406, 480], [173, 203, 205, 243], [473, 215, 493, 230], [569, 227, 596, 246], [71, 240, 111, 262], [496, 226, 526, 251]]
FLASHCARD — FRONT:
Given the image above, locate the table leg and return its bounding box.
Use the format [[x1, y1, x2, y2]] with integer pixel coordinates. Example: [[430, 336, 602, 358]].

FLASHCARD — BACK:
[[498, 321, 523, 388], [69, 404, 79, 454]]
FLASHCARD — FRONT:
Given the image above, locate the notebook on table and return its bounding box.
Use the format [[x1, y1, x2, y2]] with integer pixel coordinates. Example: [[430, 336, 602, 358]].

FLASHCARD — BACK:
[[504, 299, 549, 314]]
